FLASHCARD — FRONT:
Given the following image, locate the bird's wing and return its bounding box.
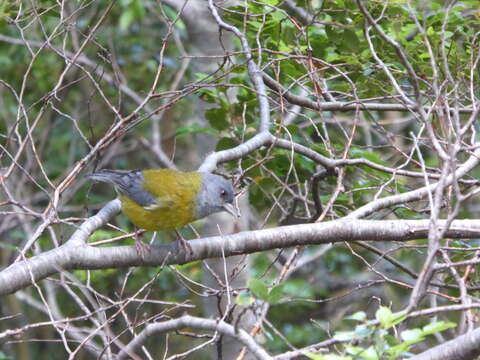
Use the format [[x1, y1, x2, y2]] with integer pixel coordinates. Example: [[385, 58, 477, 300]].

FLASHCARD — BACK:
[[88, 169, 173, 209]]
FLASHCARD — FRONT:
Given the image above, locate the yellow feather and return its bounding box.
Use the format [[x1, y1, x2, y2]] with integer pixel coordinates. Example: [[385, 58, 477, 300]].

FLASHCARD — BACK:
[[120, 169, 202, 230]]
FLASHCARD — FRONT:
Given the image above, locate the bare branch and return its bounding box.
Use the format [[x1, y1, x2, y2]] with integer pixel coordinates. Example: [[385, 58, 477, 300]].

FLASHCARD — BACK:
[[117, 315, 272, 360], [2, 218, 480, 296]]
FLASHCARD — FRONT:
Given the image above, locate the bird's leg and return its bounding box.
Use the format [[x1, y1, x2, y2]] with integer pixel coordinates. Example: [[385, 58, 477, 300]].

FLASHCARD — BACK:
[[134, 228, 150, 260], [175, 230, 193, 255]]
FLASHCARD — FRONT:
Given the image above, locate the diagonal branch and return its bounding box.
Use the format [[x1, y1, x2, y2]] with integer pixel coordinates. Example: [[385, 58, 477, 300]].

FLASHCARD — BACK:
[[409, 326, 480, 360], [347, 147, 480, 219]]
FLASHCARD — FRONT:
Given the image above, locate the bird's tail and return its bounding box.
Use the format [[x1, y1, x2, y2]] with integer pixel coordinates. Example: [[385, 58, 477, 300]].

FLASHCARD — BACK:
[[86, 169, 133, 186], [87, 169, 150, 205]]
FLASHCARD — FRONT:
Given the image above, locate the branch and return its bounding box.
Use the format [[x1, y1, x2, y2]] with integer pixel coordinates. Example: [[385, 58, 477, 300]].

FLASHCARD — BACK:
[[410, 326, 480, 360], [263, 74, 474, 114], [347, 147, 480, 218], [2, 219, 480, 296], [199, 130, 468, 182], [117, 315, 272, 360], [200, 0, 271, 172]]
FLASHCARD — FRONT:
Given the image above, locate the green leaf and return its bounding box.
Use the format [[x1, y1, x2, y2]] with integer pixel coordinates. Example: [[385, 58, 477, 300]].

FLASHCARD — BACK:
[[267, 284, 284, 304], [262, 0, 280, 6], [119, 10, 135, 30], [345, 346, 379, 360], [349, 147, 385, 165], [342, 29, 360, 51], [248, 278, 269, 301], [279, 40, 294, 53], [346, 311, 366, 322], [421, 321, 456, 336], [205, 107, 230, 130], [306, 353, 352, 360], [175, 125, 219, 139], [197, 88, 219, 102], [375, 307, 407, 329], [333, 330, 356, 341], [387, 337, 425, 357], [401, 328, 423, 342], [361, 346, 379, 360], [354, 324, 373, 338], [236, 291, 255, 306], [345, 345, 366, 356], [375, 306, 392, 328], [215, 137, 238, 151]]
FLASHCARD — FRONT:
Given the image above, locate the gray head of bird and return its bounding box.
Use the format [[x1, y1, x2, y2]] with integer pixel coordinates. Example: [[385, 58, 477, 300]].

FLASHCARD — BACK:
[[196, 173, 239, 219]]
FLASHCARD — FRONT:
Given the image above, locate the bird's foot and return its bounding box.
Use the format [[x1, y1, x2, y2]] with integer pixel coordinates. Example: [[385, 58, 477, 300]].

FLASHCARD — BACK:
[[175, 230, 193, 255], [135, 239, 150, 261], [133, 229, 149, 261]]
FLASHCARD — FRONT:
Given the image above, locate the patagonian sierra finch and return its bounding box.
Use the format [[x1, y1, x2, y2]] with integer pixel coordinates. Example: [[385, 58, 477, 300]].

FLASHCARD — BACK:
[[87, 168, 238, 256]]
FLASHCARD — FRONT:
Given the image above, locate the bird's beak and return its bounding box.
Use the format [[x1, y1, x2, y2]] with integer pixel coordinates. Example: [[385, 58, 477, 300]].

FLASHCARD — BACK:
[[223, 203, 240, 218]]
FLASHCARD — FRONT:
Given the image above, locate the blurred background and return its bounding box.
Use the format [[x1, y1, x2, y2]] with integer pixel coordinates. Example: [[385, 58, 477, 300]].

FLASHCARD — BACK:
[[1, 0, 480, 359]]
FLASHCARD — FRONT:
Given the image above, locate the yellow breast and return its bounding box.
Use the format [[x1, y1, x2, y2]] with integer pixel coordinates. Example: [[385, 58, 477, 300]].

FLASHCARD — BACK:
[[119, 170, 202, 231]]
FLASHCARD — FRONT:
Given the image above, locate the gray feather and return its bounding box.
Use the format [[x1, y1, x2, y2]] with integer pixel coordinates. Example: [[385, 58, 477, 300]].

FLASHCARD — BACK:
[[196, 173, 235, 218], [87, 169, 156, 207]]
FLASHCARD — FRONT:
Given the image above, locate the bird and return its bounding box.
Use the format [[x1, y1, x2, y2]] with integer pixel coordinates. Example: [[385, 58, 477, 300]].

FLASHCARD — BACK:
[[87, 168, 238, 257]]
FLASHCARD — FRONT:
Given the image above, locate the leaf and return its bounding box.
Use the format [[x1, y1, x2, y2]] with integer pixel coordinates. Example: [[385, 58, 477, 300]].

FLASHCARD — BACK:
[[197, 88, 219, 103], [175, 125, 219, 139], [236, 291, 255, 306], [306, 353, 352, 360], [261, 0, 280, 5], [346, 311, 366, 322], [400, 328, 423, 342], [305, 353, 324, 360], [248, 278, 269, 301], [342, 29, 360, 52], [267, 284, 284, 304], [205, 107, 230, 131], [349, 147, 385, 165], [345, 345, 366, 356], [361, 346, 380, 360], [387, 338, 425, 357], [389, 310, 407, 328], [375, 308, 407, 330], [119, 10, 135, 30], [333, 330, 357, 341], [353, 324, 373, 338], [375, 306, 392, 328], [216, 137, 238, 151], [421, 321, 456, 336]]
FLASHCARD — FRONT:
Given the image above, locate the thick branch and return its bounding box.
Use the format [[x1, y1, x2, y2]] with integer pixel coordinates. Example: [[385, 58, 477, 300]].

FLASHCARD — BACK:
[[410, 326, 480, 360], [2, 219, 480, 296]]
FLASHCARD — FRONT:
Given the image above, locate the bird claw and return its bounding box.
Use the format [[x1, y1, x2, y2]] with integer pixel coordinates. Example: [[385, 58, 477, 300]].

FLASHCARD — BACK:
[[133, 230, 149, 261], [175, 231, 193, 255], [135, 239, 150, 260]]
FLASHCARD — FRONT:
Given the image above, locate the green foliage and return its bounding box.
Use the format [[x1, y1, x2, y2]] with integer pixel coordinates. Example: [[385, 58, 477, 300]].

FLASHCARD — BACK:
[[236, 291, 255, 306], [310, 305, 456, 360], [175, 125, 219, 139], [247, 278, 285, 304], [2, 0, 477, 358], [119, 0, 146, 30], [205, 107, 230, 131]]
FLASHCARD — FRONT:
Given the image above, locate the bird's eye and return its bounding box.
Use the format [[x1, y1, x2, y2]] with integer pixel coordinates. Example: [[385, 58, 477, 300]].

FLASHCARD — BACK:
[[220, 189, 227, 197]]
